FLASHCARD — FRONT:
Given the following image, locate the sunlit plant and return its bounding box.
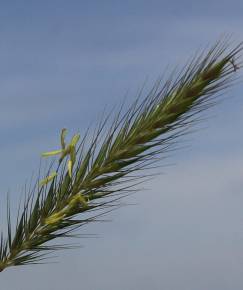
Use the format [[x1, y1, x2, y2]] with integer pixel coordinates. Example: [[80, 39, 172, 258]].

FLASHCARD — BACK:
[[0, 39, 241, 272]]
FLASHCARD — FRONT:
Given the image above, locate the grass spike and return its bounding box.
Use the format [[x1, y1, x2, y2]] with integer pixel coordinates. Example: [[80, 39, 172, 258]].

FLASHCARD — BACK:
[[0, 39, 242, 272]]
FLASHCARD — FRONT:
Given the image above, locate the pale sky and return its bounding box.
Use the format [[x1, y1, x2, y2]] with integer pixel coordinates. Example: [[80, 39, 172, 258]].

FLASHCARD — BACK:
[[0, 1, 243, 289]]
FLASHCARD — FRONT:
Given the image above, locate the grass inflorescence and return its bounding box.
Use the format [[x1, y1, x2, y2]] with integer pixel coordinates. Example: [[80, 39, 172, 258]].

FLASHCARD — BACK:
[[0, 40, 242, 272]]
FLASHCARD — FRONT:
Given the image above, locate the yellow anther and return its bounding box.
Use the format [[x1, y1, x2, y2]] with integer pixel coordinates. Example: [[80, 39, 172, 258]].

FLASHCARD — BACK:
[[42, 150, 63, 157], [70, 134, 80, 147], [41, 129, 80, 178], [39, 171, 57, 186], [68, 159, 73, 178]]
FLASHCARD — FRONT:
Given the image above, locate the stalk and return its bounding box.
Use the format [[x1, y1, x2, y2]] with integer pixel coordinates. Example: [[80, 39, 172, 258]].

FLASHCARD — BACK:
[[0, 40, 242, 271]]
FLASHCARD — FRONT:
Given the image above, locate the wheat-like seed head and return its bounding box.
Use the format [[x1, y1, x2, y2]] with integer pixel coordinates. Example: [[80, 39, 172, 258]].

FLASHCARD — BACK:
[[0, 39, 242, 272]]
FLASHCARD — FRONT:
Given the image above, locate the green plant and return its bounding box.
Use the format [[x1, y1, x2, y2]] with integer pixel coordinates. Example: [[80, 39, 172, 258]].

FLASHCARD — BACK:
[[0, 40, 241, 272]]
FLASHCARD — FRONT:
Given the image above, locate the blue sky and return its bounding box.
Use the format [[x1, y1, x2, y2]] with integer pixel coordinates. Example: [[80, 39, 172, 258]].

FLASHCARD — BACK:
[[0, 1, 243, 289]]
